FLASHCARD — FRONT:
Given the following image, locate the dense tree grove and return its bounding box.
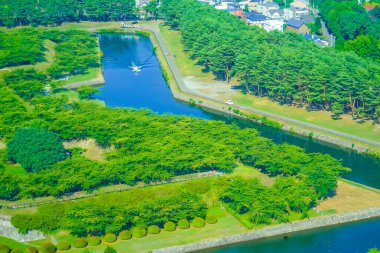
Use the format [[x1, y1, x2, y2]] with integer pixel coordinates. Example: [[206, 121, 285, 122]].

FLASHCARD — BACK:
[[0, 69, 348, 200], [160, 0, 380, 122], [319, 0, 380, 60], [0, 0, 136, 27], [0, 29, 45, 68], [221, 177, 317, 224], [11, 182, 207, 236], [0, 28, 99, 76], [7, 127, 67, 172], [46, 30, 99, 77]]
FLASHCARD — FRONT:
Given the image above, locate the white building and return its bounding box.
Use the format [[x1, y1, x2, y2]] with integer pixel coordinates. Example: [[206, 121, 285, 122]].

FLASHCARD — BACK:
[[263, 19, 284, 31], [290, 0, 309, 9], [256, 2, 280, 14], [284, 7, 309, 20]]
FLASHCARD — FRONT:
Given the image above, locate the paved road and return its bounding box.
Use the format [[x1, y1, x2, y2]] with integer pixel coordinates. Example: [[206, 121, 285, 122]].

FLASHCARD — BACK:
[[310, 7, 335, 46], [143, 23, 380, 148]]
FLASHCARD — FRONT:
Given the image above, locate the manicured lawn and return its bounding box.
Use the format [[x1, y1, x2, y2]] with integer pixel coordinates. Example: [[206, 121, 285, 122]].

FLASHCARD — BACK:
[[232, 95, 380, 143], [0, 236, 28, 250], [159, 24, 215, 82], [54, 205, 247, 253], [63, 67, 101, 84]]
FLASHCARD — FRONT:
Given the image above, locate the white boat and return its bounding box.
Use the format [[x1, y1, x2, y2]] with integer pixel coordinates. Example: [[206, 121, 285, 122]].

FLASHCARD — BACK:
[[130, 65, 142, 73]]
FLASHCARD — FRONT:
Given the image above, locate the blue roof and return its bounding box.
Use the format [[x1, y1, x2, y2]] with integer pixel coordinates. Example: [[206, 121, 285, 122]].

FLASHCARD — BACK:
[[287, 19, 305, 29], [245, 11, 267, 22]]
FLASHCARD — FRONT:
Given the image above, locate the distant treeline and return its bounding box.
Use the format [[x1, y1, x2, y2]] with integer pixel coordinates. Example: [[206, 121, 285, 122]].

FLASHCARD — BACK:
[[160, 0, 380, 122], [0, 0, 136, 27], [318, 0, 380, 60]]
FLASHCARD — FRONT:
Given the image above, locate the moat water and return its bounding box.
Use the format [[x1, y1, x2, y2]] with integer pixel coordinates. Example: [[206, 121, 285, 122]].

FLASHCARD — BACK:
[[94, 34, 380, 252]]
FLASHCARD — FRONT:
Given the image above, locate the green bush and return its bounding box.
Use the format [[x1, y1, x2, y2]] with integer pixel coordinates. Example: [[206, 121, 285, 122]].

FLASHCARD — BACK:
[[206, 215, 218, 224], [192, 217, 206, 228], [0, 245, 9, 253], [104, 246, 117, 253], [164, 221, 176, 232], [104, 233, 117, 243], [119, 230, 132, 240], [87, 236, 101, 246], [24, 248, 37, 253], [57, 241, 71, 251], [10, 249, 23, 253], [132, 227, 147, 238], [147, 225, 160, 234], [178, 219, 190, 229], [73, 238, 88, 248], [40, 243, 56, 253]]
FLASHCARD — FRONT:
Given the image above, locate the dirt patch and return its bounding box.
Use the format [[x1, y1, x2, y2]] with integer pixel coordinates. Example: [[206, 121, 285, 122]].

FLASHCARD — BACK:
[[317, 181, 380, 213], [63, 139, 108, 162], [0, 141, 6, 150]]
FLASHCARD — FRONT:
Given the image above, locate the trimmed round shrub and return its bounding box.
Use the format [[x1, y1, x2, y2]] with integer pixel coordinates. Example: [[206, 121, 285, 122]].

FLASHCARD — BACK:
[[164, 221, 176, 232], [10, 249, 23, 253], [87, 236, 101, 246], [104, 233, 117, 243], [119, 230, 132, 240], [178, 219, 190, 229], [40, 243, 56, 253], [192, 217, 206, 228], [0, 245, 9, 253], [73, 238, 88, 248], [206, 215, 218, 224], [24, 248, 37, 253], [132, 227, 147, 238], [57, 241, 71, 251], [147, 225, 160, 234]]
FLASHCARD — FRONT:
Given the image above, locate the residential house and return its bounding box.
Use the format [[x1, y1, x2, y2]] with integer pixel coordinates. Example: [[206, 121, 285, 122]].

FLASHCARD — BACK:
[[244, 11, 268, 28], [284, 7, 309, 20], [302, 33, 329, 47], [263, 19, 284, 31], [300, 14, 314, 24], [256, 2, 280, 15], [286, 19, 310, 33], [290, 0, 309, 9], [227, 7, 244, 17], [267, 8, 285, 19], [215, 0, 235, 10]]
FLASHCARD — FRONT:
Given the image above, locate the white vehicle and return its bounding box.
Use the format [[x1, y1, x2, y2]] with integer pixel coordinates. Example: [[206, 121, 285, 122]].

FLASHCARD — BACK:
[[226, 99, 233, 105]]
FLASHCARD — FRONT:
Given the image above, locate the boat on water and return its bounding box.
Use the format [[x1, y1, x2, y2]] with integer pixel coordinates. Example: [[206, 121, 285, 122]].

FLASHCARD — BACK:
[[130, 65, 142, 73]]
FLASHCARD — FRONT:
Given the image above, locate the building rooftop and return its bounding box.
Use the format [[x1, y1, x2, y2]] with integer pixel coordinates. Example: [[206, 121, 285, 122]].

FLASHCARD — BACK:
[[287, 19, 305, 28], [245, 11, 268, 22]]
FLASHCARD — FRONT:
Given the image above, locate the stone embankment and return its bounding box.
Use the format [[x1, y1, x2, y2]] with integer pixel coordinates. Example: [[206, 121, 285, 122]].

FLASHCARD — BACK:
[[154, 206, 380, 253], [0, 215, 45, 242]]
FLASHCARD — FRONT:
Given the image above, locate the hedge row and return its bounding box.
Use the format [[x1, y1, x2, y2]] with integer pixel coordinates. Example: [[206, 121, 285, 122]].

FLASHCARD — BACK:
[[0, 217, 218, 253]]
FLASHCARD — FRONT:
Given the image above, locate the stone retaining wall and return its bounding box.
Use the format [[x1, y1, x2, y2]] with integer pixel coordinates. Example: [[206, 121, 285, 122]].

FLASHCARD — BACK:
[[153, 207, 380, 253], [0, 215, 46, 242]]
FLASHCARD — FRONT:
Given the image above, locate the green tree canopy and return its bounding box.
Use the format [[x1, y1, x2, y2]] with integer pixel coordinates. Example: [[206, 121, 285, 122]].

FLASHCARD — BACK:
[[7, 127, 67, 172]]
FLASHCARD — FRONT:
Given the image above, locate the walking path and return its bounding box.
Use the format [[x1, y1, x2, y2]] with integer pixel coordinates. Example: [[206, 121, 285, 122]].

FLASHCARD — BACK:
[[142, 23, 380, 149]]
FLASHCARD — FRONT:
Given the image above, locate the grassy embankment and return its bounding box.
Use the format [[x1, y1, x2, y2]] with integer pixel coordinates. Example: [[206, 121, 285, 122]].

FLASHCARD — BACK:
[[158, 24, 380, 151], [1, 165, 380, 252]]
